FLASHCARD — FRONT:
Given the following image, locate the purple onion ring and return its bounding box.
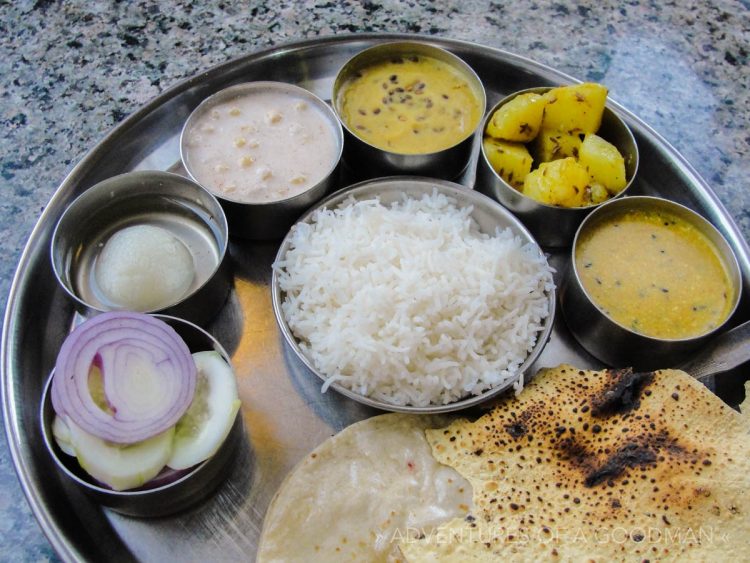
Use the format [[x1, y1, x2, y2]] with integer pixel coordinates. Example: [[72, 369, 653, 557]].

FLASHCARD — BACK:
[[51, 312, 196, 444]]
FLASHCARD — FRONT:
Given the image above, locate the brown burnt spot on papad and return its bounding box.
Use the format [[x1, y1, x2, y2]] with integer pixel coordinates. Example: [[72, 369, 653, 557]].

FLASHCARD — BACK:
[[413, 365, 750, 561], [504, 419, 527, 439], [589, 368, 655, 417], [556, 368, 696, 488], [557, 429, 692, 489]]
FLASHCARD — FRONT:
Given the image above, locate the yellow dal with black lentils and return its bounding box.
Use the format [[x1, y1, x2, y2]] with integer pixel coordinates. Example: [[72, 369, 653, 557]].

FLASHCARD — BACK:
[[575, 208, 733, 339], [337, 55, 482, 154]]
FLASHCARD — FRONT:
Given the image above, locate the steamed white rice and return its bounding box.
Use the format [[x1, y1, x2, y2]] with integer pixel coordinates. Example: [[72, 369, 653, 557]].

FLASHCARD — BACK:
[[273, 190, 554, 406]]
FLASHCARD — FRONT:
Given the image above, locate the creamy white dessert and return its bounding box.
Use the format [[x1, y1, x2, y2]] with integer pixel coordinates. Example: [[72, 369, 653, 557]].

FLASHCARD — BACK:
[[95, 224, 195, 311], [184, 89, 338, 203]]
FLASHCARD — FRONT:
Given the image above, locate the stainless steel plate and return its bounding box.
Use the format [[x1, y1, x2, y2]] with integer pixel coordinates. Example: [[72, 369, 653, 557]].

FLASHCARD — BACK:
[[3, 34, 749, 562]]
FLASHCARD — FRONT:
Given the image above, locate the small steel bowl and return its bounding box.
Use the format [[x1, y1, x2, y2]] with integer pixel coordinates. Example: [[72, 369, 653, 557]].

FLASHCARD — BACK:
[[271, 177, 556, 413], [51, 171, 231, 327], [181, 82, 344, 239], [560, 196, 742, 370], [39, 314, 243, 517], [332, 42, 486, 180], [475, 86, 639, 248]]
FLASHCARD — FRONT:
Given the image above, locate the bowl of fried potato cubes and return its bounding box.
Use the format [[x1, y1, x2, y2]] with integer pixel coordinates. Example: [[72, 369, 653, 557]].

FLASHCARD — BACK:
[[475, 83, 638, 247]]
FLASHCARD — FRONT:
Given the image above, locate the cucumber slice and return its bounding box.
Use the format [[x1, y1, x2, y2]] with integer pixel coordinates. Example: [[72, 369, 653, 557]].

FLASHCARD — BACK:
[[52, 415, 76, 457], [167, 351, 240, 470], [65, 416, 174, 491]]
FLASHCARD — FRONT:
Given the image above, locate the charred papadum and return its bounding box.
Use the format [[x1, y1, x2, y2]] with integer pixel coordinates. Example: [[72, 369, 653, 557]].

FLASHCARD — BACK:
[[402, 365, 750, 562]]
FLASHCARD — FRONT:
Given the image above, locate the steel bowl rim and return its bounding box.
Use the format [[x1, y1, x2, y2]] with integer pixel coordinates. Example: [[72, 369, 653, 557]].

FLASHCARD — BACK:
[[271, 176, 556, 413], [179, 80, 344, 207]]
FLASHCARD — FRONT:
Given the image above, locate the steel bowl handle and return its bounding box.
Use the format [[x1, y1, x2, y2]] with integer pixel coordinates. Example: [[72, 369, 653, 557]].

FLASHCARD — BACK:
[[678, 320, 750, 381]]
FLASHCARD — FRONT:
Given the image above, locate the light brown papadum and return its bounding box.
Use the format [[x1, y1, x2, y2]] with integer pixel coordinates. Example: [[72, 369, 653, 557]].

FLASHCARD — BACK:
[[257, 414, 472, 562], [400, 365, 750, 562], [741, 380, 750, 415]]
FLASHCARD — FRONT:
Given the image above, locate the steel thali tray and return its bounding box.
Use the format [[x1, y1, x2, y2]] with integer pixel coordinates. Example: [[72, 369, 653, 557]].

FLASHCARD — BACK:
[[4, 34, 750, 561]]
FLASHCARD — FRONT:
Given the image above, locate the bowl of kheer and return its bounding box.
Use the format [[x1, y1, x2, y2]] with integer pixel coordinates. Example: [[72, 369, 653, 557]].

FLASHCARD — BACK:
[[181, 82, 344, 239], [333, 42, 486, 180]]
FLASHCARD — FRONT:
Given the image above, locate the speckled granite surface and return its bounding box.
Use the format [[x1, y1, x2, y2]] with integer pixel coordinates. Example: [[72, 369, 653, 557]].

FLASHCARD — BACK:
[[0, 0, 748, 560]]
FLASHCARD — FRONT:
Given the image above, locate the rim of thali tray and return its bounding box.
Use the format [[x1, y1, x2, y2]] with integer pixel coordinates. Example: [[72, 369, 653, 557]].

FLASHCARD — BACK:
[[3, 33, 749, 561], [271, 176, 557, 414]]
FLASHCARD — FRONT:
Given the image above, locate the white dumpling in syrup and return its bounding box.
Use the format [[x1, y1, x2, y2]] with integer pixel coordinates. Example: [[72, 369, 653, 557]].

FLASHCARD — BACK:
[[95, 225, 195, 311]]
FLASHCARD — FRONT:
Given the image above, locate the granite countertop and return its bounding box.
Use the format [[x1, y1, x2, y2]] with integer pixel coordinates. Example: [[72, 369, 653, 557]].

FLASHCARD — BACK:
[[1, 0, 748, 560]]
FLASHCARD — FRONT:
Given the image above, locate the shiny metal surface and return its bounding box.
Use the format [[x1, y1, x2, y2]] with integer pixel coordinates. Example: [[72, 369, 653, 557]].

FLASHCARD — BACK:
[[2, 35, 750, 562], [271, 176, 555, 413], [475, 86, 639, 248], [39, 315, 242, 518], [679, 320, 750, 381], [560, 196, 742, 370], [181, 81, 344, 240], [332, 41, 486, 180], [50, 171, 231, 327]]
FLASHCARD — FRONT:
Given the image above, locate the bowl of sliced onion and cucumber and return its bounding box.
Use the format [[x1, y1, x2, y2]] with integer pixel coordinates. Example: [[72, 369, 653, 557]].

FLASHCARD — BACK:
[[40, 311, 243, 517]]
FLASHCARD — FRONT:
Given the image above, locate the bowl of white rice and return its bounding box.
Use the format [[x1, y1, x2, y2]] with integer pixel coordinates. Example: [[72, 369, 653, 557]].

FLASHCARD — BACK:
[[271, 177, 556, 413]]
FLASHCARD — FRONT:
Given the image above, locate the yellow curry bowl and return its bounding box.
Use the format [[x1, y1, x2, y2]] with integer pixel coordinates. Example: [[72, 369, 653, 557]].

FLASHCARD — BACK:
[[332, 41, 486, 181], [560, 195, 742, 371]]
